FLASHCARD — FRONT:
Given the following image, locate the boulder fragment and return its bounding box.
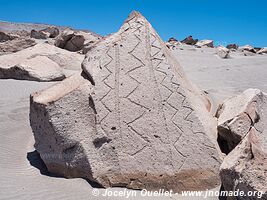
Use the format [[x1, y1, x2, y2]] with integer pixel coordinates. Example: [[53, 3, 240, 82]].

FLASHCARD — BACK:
[[226, 44, 238, 50], [30, 29, 49, 39], [257, 47, 267, 55], [0, 55, 65, 81], [195, 40, 214, 48], [31, 11, 222, 192], [180, 35, 198, 45], [55, 29, 100, 52], [238, 45, 256, 53], [216, 46, 230, 58]]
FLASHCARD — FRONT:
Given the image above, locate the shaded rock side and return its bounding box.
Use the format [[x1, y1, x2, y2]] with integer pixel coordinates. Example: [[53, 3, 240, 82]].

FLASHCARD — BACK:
[[220, 127, 267, 200], [30, 74, 95, 180], [79, 11, 222, 191]]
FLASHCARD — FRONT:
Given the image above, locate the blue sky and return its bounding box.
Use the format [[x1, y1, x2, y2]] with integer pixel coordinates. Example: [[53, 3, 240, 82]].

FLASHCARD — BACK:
[[0, 0, 266, 47]]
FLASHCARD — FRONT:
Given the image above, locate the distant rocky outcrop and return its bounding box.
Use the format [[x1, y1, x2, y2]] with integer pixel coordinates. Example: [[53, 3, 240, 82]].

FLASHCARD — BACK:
[[30, 11, 222, 193], [180, 35, 198, 45], [0, 43, 84, 81], [218, 89, 267, 199]]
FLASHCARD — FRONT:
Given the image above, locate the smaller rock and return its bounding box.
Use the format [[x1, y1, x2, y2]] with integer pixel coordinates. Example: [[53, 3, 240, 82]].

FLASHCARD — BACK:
[[167, 37, 178, 43], [30, 29, 49, 39], [257, 47, 267, 55], [243, 50, 256, 56], [226, 44, 238, 50], [180, 35, 198, 45], [195, 40, 214, 48], [216, 46, 230, 58]]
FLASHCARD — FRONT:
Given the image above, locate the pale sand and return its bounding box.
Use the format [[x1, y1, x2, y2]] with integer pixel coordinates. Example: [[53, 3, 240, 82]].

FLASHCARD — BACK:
[[0, 47, 267, 200]]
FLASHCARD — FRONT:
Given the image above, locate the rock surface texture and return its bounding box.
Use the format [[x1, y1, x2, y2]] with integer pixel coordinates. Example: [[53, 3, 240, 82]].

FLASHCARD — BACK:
[[30, 11, 222, 192], [218, 89, 267, 199]]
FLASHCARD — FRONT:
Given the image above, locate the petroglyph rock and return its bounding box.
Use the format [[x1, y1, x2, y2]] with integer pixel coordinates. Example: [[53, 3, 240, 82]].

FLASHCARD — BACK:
[[31, 11, 222, 192]]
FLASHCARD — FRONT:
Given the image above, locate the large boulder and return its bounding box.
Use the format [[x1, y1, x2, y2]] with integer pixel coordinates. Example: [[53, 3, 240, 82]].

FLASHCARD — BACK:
[[0, 55, 65, 81], [180, 35, 198, 45], [0, 38, 36, 55], [30, 11, 222, 192], [216, 46, 230, 59], [218, 89, 267, 199], [217, 89, 264, 153], [195, 40, 214, 48]]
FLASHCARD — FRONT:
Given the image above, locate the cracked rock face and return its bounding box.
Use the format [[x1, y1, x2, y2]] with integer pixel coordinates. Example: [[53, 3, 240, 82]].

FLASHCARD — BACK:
[[30, 11, 222, 192], [217, 89, 265, 153], [218, 88, 267, 200], [216, 46, 230, 59]]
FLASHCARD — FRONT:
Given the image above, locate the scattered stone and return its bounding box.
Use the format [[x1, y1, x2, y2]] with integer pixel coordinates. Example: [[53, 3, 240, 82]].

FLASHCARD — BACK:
[[167, 37, 178, 43], [238, 45, 256, 53], [180, 35, 198, 45], [226, 44, 238, 50], [216, 46, 230, 58], [0, 38, 36, 55], [31, 11, 222, 193], [195, 40, 214, 48], [0, 55, 65, 81], [54, 29, 100, 52], [41, 26, 60, 38], [30, 29, 49, 39], [257, 47, 267, 55], [243, 50, 256, 56], [0, 31, 18, 42]]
